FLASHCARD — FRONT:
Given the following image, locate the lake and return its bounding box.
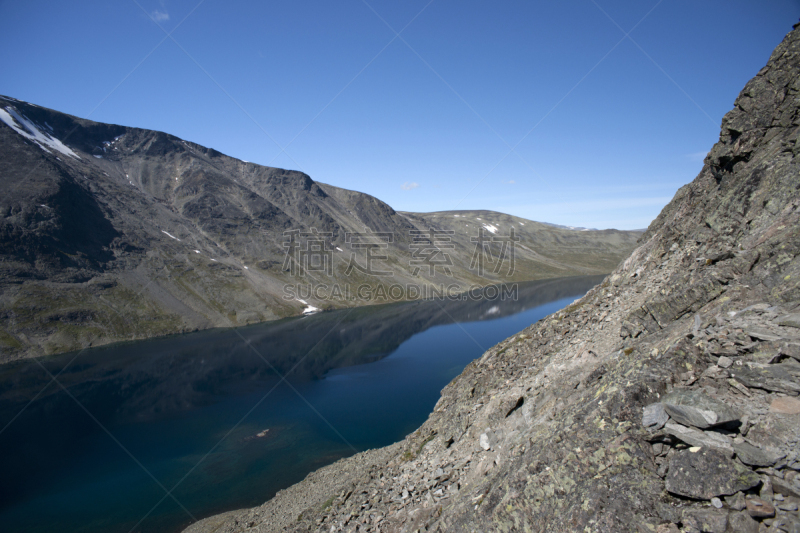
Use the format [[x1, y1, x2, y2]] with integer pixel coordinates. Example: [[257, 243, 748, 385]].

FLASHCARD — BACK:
[[0, 275, 602, 533]]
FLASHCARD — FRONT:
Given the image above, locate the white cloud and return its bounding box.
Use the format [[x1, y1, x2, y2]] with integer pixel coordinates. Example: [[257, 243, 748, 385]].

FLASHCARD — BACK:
[[505, 180, 516, 184], [151, 9, 170, 22], [401, 181, 419, 190], [687, 151, 709, 162]]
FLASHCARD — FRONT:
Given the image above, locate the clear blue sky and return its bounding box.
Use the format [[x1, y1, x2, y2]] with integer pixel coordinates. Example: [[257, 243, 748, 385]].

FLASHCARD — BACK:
[[1, 1, 798, 229]]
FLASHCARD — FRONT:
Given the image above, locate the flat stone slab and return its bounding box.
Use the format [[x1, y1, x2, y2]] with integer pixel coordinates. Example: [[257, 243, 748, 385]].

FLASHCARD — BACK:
[[778, 313, 800, 328], [747, 412, 800, 451], [733, 439, 783, 467], [771, 396, 800, 414], [726, 511, 759, 533], [662, 390, 740, 429], [750, 340, 783, 362], [730, 362, 800, 395], [745, 497, 775, 518], [684, 508, 728, 533], [746, 327, 784, 342], [771, 476, 800, 498], [665, 447, 760, 500], [782, 342, 800, 362], [771, 515, 800, 533], [663, 422, 733, 453]]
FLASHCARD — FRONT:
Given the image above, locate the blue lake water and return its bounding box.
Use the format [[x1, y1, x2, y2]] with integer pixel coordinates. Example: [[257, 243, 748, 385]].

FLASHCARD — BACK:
[[0, 275, 602, 533]]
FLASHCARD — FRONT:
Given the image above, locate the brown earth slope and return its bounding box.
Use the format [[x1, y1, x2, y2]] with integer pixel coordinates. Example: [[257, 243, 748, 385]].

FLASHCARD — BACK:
[[185, 22, 800, 533]]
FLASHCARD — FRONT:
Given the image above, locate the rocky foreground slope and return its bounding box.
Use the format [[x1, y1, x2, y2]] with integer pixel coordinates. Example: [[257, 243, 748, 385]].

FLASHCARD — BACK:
[[186, 23, 800, 533], [0, 97, 639, 361]]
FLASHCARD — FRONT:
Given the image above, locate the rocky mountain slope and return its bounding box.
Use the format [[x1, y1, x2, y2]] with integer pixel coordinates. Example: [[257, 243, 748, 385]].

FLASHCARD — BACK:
[[185, 22, 800, 533], [0, 100, 639, 361]]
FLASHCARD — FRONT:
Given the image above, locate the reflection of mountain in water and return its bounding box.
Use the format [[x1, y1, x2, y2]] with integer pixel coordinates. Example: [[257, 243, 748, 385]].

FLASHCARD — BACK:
[[0, 276, 601, 425]]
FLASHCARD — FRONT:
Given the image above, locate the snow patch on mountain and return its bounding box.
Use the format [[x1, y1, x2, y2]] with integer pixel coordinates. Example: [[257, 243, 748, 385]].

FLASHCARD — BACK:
[[0, 106, 80, 159]]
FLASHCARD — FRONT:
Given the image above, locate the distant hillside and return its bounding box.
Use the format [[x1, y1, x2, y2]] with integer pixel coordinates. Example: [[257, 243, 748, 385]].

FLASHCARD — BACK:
[[0, 97, 641, 360]]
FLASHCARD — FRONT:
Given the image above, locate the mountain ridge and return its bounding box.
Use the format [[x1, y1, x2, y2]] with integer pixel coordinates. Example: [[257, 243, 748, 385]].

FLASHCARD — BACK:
[[0, 95, 641, 361]]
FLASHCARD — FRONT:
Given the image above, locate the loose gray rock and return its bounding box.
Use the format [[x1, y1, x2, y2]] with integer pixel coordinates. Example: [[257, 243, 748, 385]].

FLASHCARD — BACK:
[[662, 390, 740, 429], [734, 440, 784, 467], [745, 497, 775, 518], [771, 516, 800, 533], [778, 314, 800, 328], [663, 422, 733, 453], [717, 356, 733, 368], [725, 491, 747, 511], [479, 431, 493, 451], [642, 402, 669, 429], [770, 396, 800, 414], [711, 497, 723, 508], [746, 327, 784, 342], [726, 510, 759, 533], [731, 362, 800, 395], [665, 447, 760, 499], [782, 342, 800, 362], [771, 476, 800, 498], [760, 472, 774, 500], [685, 508, 728, 533], [778, 501, 799, 511]]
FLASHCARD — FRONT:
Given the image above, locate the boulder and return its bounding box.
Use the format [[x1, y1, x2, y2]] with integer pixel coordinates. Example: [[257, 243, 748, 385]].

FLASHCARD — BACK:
[[746, 413, 800, 451], [778, 314, 800, 328], [665, 447, 760, 500], [745, 497, 775, 518], [770, 396, 800, 414], [733, 440, 783, 467], [684, 508, 728, 533], [662, 391, 740, 429], [726, 511, 759, 533]]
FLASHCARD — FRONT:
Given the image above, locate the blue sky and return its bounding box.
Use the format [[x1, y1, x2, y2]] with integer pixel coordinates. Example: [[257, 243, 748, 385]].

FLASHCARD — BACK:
[[1, 1, 798, 229]]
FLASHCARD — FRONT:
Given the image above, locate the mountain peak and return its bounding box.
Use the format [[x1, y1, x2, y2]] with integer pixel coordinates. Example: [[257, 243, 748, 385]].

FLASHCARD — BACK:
[[0, 95, 641, 360]]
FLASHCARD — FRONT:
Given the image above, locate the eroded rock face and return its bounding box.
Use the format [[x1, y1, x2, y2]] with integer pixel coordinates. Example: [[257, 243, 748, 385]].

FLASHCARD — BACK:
[[183, 23, 800, 533]]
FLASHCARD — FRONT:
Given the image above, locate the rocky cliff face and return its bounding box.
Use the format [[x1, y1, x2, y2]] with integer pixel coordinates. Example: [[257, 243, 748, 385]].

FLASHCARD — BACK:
[[0, 98, 639, 361], [184, 23, 800, 533]]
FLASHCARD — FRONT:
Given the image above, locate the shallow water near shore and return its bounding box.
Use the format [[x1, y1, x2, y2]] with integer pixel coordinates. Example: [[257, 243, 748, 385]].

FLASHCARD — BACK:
[[0, 275, 602, 533]]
